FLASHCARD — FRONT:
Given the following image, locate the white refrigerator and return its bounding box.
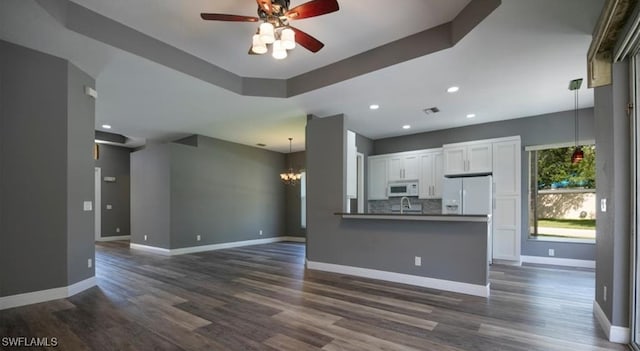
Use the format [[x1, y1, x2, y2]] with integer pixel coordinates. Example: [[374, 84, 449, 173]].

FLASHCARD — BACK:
[[442, 175, 493, 263]]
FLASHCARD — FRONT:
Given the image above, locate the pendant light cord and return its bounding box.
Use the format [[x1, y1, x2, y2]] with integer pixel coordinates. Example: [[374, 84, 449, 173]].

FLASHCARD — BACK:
[[575, 89, 579, 147]]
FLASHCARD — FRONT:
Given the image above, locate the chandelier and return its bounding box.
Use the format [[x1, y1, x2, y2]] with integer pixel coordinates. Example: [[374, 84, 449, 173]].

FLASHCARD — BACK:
[[280, 137, 302, 185]]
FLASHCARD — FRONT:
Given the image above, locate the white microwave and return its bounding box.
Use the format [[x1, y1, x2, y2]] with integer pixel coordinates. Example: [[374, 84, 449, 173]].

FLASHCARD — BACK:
[[388, 182, 418, 197]]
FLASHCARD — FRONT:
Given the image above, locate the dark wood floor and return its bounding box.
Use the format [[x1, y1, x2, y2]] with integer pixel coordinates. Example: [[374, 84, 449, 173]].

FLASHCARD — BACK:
[[0, 241, 629, 351]]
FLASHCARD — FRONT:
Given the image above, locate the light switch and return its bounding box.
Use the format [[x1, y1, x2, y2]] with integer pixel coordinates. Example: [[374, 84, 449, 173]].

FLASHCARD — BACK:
[[601, 198, 607, 212], [106, 204, 112, 210], [83, 201, 92, 211]]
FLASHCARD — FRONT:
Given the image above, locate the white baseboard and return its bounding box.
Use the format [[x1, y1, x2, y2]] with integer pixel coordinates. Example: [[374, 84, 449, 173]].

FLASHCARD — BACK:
[[96, 235, 131, 242], [130, 236, 306, 256], [282, 236, 306, 243], [306, 260, 490, 298], [521, 255, 595, 268], [593, 300, 630, 344], [129, 243, 172, 255], [492, 259, 522, 266], [0, 276, 96, 311]]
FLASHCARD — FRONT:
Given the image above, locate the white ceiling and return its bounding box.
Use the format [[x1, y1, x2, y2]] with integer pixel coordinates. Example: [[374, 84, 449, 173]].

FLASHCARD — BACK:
[[67, 0, 472, 79], [0, 0, 604, 153]]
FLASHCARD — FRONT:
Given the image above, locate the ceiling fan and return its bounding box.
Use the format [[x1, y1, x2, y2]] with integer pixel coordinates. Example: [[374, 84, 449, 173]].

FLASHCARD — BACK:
[[200, 0, 339, 59]]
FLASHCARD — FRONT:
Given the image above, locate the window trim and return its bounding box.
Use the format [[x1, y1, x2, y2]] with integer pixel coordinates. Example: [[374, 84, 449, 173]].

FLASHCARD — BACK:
[[527, 146, 597, 243]]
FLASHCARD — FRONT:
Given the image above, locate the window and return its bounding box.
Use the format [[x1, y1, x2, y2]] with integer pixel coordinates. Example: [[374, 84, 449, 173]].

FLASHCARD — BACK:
[[300, 171, 306, 229], [529, 145, 596, 241]]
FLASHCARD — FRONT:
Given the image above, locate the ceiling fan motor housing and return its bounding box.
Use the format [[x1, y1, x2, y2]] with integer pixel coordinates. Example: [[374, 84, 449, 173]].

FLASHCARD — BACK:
[[258, 0, 290, 20]]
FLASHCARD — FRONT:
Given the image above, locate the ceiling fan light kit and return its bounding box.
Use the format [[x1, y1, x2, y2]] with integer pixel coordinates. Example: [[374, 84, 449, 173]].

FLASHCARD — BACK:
[[201, 0, 339, 59]]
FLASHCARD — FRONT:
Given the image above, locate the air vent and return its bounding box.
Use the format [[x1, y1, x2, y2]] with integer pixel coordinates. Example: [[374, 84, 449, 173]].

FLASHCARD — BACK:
[[423, 107, 440, 115]]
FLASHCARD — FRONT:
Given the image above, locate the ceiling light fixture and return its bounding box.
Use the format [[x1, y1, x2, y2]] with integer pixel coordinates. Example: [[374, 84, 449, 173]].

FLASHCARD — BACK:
[[569, 78, 584, 164], [466, 114, 476, 119], [447, 86, 460, 93], [402, 125, 411, 130], [102, 124, 112, 129], [280, 137, 302, 185], [202, 0, 339, 60], [369, 104, 380, 110]]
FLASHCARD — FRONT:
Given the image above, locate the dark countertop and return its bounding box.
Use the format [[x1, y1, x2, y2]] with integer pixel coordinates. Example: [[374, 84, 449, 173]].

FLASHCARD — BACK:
[[334, 212, 490, 222]]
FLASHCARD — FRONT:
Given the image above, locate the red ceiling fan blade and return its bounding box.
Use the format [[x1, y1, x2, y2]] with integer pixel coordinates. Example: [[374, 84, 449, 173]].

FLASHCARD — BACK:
[[285, 0, 339, 20], [290, 26, 324, 53], [200, 13, 259, 22], [256, 0, 273, 15]]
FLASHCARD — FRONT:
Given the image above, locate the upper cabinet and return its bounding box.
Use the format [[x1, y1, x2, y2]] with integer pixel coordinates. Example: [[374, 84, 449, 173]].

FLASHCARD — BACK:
[[368, 148, 443, 200], [368, 156, 388, 200], [388, 153, 420, 181], [418, 149, 443, 199], [443, 141, 492, 176]]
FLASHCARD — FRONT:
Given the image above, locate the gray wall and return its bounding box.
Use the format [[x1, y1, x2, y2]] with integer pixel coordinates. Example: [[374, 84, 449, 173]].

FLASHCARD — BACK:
[[374, 109, 596, 261], [131, 135, 287, 249], [306, 115, 488, 286], [65, 62, 97, 285], [94, 144, 131, 237], [593, 61, 630, 328], [131, 143, 171, 249], [285, 151, 306, 237], [169, 136, 286, 249], [0, 40, 95, 297]]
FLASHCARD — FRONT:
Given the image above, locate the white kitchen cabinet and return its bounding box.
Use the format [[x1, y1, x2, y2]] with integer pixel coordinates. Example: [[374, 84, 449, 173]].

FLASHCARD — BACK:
[[346, 130, 357, 198], [491, 138, 521, 261], [443, 141, 492, 175], [368, 156, 388, 200], [388, 153, 420, 181], [418, 149, 443, 199]]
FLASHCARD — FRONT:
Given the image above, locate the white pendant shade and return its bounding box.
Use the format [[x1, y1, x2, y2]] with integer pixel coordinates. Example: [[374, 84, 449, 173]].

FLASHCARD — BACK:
[[272, 40, 287, 59], [251, 34, 267, 54], [259, 23, 275, 44], [281, 28, 296, 50]]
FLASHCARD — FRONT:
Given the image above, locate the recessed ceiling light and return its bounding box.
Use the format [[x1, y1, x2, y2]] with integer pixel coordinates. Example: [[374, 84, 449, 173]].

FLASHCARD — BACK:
[[101, 124, 112, 129], [369, 104, 380, 110], [466, 114, 476, 119], [447, 86, 460, 93], [402, 125, 411, 130]]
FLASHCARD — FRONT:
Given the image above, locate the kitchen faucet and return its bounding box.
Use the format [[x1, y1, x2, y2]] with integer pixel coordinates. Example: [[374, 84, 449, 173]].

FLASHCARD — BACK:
[[400, 196, 411, 214]]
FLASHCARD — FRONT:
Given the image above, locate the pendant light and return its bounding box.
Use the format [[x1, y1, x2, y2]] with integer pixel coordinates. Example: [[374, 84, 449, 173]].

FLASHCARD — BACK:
[[569, 78, 584, 164], [280, 138, 302, 185]]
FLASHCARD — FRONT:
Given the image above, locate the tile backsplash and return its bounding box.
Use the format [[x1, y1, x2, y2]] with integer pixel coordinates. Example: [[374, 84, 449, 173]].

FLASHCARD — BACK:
[[368, 198, 442, 214]]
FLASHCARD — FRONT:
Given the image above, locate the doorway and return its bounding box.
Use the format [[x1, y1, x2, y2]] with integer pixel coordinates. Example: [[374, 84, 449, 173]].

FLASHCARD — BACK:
[[95, 167, 101, 241]]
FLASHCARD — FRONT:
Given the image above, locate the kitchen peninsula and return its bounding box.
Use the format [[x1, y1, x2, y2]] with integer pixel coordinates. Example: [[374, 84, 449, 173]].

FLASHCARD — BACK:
[[328, 212, 492, 297], [305, 115, 519, 298]]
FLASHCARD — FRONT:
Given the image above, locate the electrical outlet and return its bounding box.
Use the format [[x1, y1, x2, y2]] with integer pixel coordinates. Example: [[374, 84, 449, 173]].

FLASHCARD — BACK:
[[259, 230, 263, 236], [414, 256, 422, 266], [604, 286, 607, 301], [88, 258, 92, 268], [144, 235, 148, 241], [548, 249, 555, 257], [116, 227, 120, 233], [196, 234, 201, 241]]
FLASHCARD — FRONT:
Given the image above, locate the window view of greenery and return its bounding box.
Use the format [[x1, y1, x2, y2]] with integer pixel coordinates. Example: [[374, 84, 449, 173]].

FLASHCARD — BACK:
[[530, 146, 596, 240]]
